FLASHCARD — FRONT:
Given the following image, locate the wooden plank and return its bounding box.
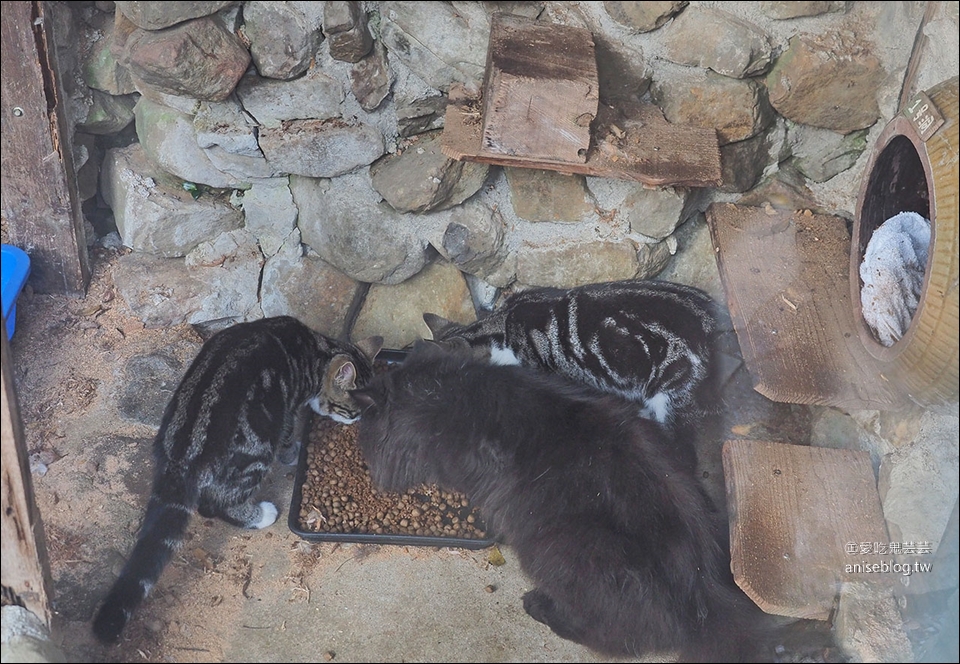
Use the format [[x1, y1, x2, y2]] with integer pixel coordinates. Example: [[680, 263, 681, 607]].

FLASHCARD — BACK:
[[723, 439, 891, 620], [1, 1, 90, 294], [481, 13, 597, 164], [442, 84, 722, 187], [706, 202, 908, 410], [1, 319, 55, 627]]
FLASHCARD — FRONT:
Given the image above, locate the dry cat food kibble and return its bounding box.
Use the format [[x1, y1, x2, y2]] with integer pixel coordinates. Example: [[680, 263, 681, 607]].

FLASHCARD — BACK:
[[295, 359, 490, 544]]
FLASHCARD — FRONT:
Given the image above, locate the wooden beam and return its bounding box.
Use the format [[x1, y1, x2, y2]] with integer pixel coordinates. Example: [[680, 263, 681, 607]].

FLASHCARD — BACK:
[[1, 1, 90, 294], [1, 318, 55, 628]]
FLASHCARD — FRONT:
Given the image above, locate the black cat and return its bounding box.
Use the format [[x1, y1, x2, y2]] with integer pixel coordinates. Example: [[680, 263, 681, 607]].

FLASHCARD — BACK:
[[92, 316, 382, 644], [354, 341, 781, 662]]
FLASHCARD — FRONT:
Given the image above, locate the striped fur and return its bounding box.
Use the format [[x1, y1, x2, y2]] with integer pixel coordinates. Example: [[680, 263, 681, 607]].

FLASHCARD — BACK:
[[92, 316, 381, 644], [423, 279, 723, 433]]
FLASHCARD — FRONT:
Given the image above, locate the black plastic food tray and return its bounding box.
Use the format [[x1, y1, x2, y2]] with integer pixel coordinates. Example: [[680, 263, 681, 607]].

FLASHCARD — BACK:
[[288, 348, 496, 549]]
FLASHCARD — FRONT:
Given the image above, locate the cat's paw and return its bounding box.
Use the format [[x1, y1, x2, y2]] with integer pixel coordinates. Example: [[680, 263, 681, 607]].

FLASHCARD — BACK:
[[523, 589, 583, 642], [522, 589, 554, 626], [254, 501, 279, 528]]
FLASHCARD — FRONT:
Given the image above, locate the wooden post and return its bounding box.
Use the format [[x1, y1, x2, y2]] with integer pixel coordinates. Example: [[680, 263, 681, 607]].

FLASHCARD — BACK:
[[1, 318, 55, 628], [1, 0, 91, 295]]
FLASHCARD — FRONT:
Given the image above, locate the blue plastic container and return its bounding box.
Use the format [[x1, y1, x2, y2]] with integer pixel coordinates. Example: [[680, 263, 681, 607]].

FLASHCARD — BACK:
[[1, 244, 31, 340]]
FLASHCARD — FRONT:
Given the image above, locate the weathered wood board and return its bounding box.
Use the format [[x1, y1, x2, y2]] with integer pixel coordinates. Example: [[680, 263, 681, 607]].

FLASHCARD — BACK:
[[706, 202, 908, 410], [723, 439, 891, 620], [1, 0, 90, 294], [1, 321, 54, 627], [442, 84, 722, 187], [480, 13, 598, 164]]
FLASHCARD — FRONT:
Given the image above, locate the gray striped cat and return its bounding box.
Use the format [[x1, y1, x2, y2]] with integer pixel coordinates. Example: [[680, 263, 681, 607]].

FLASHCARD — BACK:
[[92, 316, 382, 644], [423, 279, 724, 470]]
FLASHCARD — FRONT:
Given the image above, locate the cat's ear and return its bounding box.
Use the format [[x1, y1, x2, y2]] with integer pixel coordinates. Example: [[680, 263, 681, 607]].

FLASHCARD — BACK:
[[329, 356, 358, 391], [354, 335, 384, 361], [422, 313, 456, 339]]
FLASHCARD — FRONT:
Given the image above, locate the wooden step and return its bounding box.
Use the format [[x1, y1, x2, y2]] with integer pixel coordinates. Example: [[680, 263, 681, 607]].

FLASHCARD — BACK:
[[723, 439, 892, 620]]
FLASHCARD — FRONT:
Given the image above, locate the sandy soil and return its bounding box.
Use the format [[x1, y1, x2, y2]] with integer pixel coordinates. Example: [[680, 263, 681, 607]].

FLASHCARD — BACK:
[[9, 246, 950, 663]]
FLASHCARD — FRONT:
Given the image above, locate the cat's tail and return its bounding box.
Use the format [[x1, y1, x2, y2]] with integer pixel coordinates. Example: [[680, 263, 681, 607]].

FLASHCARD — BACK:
[[92, 493, 193, 644]]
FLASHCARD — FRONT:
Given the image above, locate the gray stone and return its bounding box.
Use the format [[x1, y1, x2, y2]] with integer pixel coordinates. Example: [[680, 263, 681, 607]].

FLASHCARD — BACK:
[[719, 130, 776, 193], [135, 96, 250, 188], [114, 1, 238, 30], [351, 259, 476, 349], [242, 1, 325, 80], [101, 144, 243, 257], [324, 1, 374, 63], [74, 132, 102, 203], [480, 1, 545, 20], [235, 68, 344, 127], [505, 169, 595, 223], [185, 227, 259, 267], [112, 14, 250, 102], [380, 1, 489, 91], [515, 239, 640, 288], [651, 68, 775, 145], [834, 581, 914, 663], [602, 1, 687, 32], [662, 8, 774, 78], [292, 173, 433, 285], [79, 11, 138, 95], [585, 177, 701, 241], [654, 216, 725, 302], [260, 233, 364, 340], [429, 199, 507, 278], [463, 272, 500, 312], [785, 122, 869, 183], [878, 410, 960, 554], [76, 90, 136, 135], [239, 179, 299, 257], [117, 352, 183, 426], [396, 95, 448, 138], [194, 98, 274, 180], [194, 98, 261, 156], [915, 17, 960, 96], [634, 238, 676, 280], [594, 35, 651, 106], [766, 33, 884, 134], [759, 1, 846, 20], [809, 407, 888, 472], [371, 131, 488, 213], [351, 40, 394, 113], [137, 89, 202, 115], [259, 119, 385, 178], [626, 186, 699, 241], [1, 605, 68, 664], [115, 236, 263, 328]]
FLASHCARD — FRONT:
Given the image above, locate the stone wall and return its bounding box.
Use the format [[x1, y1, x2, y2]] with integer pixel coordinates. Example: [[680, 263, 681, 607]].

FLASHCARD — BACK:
[[61, 0, 957, 346]]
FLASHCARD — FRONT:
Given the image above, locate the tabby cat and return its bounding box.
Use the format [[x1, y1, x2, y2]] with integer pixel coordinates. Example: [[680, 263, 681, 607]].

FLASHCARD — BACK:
[[353, 341, 778, 662], [92, 316, 382, 644], [424, 279, 725, 470]]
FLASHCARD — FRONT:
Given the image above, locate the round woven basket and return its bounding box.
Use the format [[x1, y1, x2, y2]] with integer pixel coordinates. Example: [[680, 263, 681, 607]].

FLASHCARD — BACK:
[[852, 76, 959, 410]]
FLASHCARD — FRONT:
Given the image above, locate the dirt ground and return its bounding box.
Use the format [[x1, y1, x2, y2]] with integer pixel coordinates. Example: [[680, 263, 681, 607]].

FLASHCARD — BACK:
[[4, 246, 948, 663]]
